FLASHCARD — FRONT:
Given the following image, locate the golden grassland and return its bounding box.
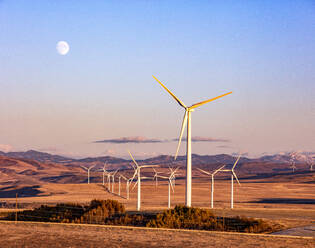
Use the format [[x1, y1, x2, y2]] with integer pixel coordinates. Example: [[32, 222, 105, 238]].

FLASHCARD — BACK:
[[0, 221, 314, 248], [0, 178, 314, 247]]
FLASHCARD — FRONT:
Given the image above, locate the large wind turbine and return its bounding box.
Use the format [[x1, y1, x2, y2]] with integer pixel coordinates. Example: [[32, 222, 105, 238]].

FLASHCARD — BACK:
[[81, 165, 95, 184], [128, 151, 157, 211], [217, 155, 241, 209], [153, 75, 232, 207], [198, 164, 225, 208]]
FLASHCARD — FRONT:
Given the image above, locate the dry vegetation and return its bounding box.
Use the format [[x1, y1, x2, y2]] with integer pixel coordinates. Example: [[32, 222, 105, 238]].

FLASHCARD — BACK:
[[0, 175, 314, 247], [0, 221, 313, 248]]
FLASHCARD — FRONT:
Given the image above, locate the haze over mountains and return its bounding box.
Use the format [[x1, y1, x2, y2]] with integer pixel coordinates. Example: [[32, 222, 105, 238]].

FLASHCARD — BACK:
[[0, 150, 314, 188], [0, 149, 312, 165]]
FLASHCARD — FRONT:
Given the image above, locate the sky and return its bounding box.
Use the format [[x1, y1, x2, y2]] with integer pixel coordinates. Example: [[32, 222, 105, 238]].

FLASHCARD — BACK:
[[1, 1, 315, 159]]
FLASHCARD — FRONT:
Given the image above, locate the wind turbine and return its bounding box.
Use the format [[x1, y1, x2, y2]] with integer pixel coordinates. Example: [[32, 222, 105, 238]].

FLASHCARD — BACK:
[[306, 156, 314, 172], [98, 163, 108, 185], [128, 150, 157, 211], [110, 169, 119, 193], [157, 168, 179, 208], [290, 163, 297, 172], [289, 153, 297, 173], [198, 164, 225, 208], [152, 168, 162, 188], [80, 165, 95, 184], [153, 75, 232, 207], [118, 174, 127, 196], [217, 155, 241, 209]]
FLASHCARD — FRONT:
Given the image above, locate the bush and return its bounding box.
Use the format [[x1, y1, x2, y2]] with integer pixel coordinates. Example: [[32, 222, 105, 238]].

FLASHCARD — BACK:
[[147, 205, 278, 233], [5, 202, 280, 233]]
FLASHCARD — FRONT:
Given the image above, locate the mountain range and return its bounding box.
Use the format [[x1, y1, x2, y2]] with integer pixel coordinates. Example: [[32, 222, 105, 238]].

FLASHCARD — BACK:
[[0, 150, 313, 187]]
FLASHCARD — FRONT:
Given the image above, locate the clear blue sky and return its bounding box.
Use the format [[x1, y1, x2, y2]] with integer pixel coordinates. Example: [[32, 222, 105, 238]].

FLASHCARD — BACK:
[[1, 0, 315, 158]]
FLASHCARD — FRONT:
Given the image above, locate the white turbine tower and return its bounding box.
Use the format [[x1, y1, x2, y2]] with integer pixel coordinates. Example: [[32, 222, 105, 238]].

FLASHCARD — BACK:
[[128, 151, 157, 211], [81, 165, 95, 184], [118, 174, 127, 196], [152, 168, 162, 189], [98, 163, 108, 185], [307, 156, 314, 171], [106, 172, 111, 191], [111, 169, 119, 193], [198, 164, 225, 209], [289, 153, 297, 173], [153, 75, 232, 207], [217, 155, 241, 209]]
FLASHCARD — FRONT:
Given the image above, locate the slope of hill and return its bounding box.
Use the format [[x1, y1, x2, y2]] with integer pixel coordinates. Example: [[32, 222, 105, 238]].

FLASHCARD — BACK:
[[0, 150, 74, 164]]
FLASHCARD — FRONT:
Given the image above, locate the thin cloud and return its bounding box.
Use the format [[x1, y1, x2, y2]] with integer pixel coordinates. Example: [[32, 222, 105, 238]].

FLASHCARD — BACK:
[[0, 144, 13, 153], [217, 145, 232, 149], [173, 136, 230, 143], [94, 136, 167, 144]]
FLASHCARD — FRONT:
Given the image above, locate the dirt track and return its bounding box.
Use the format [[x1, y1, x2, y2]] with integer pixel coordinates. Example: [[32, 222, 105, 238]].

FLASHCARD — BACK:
[[0, 221, 314, 248]]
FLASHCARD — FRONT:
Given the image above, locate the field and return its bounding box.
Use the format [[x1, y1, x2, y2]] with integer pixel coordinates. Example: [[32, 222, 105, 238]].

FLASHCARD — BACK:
[[0, 176, 314, 247], [0, 221, 314, 248]]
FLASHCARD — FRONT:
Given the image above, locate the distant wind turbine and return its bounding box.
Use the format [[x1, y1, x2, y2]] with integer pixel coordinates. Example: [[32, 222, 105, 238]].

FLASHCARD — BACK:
[[129, 150, 158, 211], [289, 153, 297, 173], [198, 164, 225, 208], [306, 156, 314, 172], [98, 163, 108, 185], [153, 75, 232, 207], [217, 155, 241, 209], [111, 169, 119, 193], [118, 174, 126, 196], [152, 168, 162, 188], [81, 165, 95, 184]]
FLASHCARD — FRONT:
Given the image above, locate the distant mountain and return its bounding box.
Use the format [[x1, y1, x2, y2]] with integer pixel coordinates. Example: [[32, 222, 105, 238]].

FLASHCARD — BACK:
[[77, 156, 127, 164], [0, 150, 74, 164], [0, 155, 85, 186]]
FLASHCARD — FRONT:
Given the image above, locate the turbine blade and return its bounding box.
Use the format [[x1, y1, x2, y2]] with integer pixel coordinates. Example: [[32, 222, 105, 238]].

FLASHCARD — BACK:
[[197, 168, 211, 176], [189, 92, 232, 110], [232, 171, 241, 185], [131, 180, 138, 190], [175, 110, 188, 160], [139, 165, 159, 168], [80, 166, 87, 170], [128, 150, 139, 168], [152, 75, 187, 108], [214, 164, 226, 174], [170, 180, 175, 192], [232, 154, 241, 169]]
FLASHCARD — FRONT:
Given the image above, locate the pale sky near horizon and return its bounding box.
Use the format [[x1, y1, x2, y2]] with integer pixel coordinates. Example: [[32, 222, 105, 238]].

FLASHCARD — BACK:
[[1, 1, 315, 159]]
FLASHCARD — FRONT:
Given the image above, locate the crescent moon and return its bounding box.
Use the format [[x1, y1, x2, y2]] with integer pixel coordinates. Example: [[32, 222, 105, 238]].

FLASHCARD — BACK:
[[56, 41, 70, 55]]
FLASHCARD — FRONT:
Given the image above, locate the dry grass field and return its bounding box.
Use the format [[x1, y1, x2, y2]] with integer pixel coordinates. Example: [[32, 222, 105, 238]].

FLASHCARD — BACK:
[[0, 177, 314, 247], [0, 221, 314, 248]]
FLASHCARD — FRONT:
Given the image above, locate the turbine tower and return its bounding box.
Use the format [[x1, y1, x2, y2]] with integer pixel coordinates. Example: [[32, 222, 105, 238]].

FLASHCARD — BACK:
[[111, 169, 119, 193], [98, 163, 108, 185], [157, 168, 179, 208], [198, 165, 225, 208], [152, 168, 162, 189], [129, 150, 157, 211], [118, 174, 127, 196], [217, 155, 241, 209], [153, 75, 232, 207], [289, 153, 297, 173], [80, 165, 95, 184]]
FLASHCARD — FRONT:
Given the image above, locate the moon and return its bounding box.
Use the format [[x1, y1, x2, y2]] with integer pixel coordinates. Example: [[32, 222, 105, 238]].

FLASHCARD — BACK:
[[56, 41, 70, 55]]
